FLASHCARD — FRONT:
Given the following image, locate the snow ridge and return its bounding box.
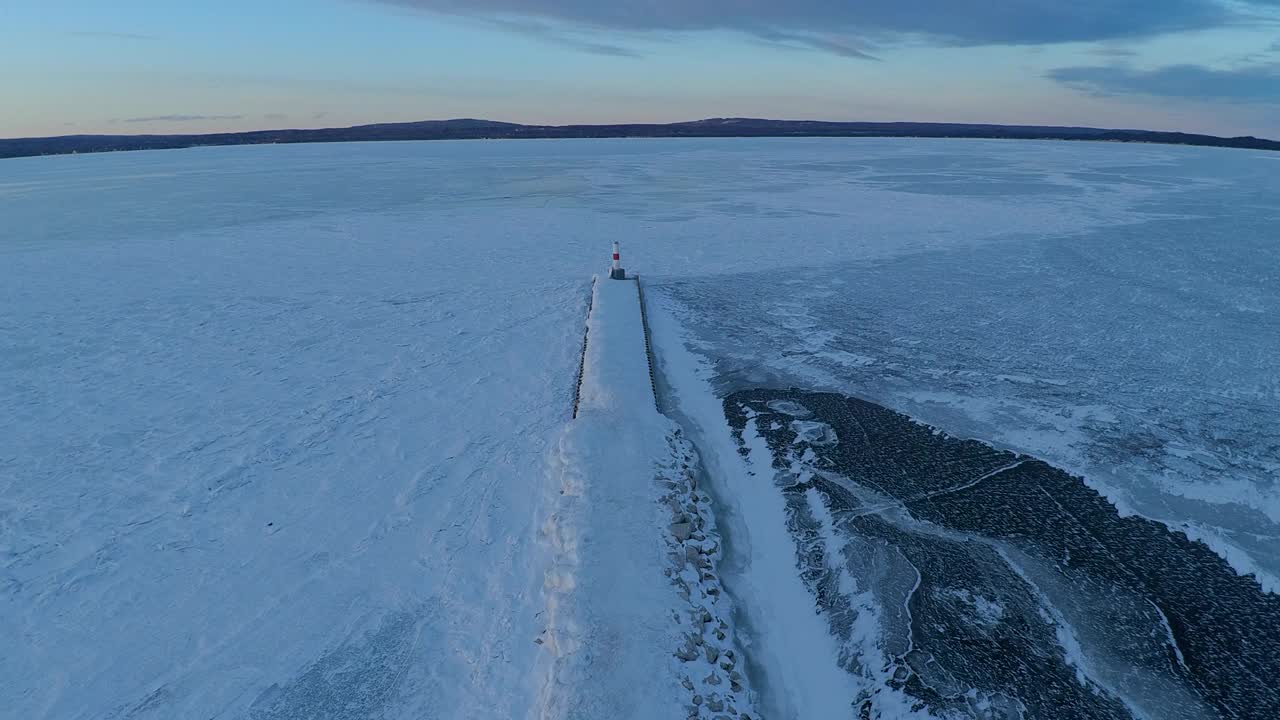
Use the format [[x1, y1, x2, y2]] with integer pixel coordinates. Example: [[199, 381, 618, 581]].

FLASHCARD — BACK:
[[647, 290, 862, 719]]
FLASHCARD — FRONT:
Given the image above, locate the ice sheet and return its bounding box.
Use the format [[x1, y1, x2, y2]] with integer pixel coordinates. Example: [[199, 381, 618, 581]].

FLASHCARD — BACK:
[[2, 137, 1275, 718]]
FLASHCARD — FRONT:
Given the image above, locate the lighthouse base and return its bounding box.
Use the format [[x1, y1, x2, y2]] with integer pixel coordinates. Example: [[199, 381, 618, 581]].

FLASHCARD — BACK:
[[609, 267, 627, 280]]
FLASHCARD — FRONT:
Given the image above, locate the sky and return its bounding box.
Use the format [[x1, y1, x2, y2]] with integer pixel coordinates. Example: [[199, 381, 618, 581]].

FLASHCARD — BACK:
[[3, 0, 1279, 139]]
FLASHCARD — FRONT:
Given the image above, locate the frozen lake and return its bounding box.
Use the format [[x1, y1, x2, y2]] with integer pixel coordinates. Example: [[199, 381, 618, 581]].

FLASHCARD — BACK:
[[2, 137, 1277, 719], [654, 140, 1280, 592]]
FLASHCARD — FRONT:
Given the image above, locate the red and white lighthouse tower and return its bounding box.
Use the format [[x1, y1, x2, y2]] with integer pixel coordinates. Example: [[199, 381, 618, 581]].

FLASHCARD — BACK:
[[609, 241, 626, 280]]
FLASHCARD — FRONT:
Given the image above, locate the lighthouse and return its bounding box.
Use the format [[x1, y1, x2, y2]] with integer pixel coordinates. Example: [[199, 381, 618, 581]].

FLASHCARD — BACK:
[[609, 241, 626, 280]]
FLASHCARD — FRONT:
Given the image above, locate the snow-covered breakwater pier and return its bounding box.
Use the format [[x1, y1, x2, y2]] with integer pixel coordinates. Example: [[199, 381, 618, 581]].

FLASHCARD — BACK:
[[573, 276, 656, 416], [538, 275, 760, 719]]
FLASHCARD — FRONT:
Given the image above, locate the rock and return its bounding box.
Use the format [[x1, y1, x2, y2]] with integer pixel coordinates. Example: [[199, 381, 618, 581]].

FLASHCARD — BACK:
[[730, 681, 743, 693], [687, 546, 710, 569], [705, 645, 720, 663], [720, 660, 733, 671], [682, 678, 695, 691], [705, 672, 722, 686], [708, 697, 725, 712], [675, 636, 700, 662], [670, 522, 694, 542], [675, 647, 699, 662], [693, 695, 703, 705]]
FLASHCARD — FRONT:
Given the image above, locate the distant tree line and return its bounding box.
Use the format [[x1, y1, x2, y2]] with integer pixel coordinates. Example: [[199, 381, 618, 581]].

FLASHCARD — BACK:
[[2, 118, 1276, 160]]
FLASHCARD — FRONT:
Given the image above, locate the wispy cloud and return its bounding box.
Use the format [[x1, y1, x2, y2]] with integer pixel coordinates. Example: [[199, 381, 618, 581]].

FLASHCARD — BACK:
[[372, 0, 1264, 52], [1048, 63, 1280, 102], [124, 114, 245, 123], [68, 31, 159, 41], [1090, 46, 1139, 59], [749, 28, 878, 60], [485, 17, 641, 57]]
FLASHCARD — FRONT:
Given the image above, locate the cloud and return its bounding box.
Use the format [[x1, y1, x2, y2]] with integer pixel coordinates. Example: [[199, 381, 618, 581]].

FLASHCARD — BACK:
[[68, 31, 159, 41], [374, 0, 1263, 49], [123, 115, 245, 123], [749, 28, 878, 60], [1090, 46, 1139, 59], [485, 17, 642, 57], [1048, 63, 1280, 102]]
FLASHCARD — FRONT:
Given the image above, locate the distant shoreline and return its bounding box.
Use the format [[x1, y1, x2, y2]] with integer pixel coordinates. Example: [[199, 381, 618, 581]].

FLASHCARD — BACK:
[[3, 118, 1277, 160]]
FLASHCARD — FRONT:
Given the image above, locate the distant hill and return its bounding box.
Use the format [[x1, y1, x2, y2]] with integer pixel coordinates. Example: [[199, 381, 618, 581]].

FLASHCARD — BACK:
[[2, 118, 1277, 159]]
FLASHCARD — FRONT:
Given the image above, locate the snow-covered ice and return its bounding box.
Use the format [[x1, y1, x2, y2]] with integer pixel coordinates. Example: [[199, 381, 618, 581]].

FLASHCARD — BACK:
[[1, 208, 590, 719]]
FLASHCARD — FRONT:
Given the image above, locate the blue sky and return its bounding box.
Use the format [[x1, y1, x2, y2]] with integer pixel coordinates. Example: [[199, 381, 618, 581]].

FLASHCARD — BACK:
[[3, 0, 1278, 139]]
